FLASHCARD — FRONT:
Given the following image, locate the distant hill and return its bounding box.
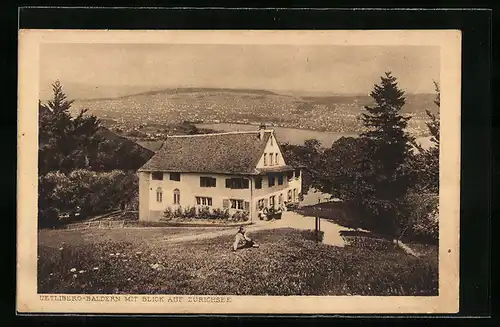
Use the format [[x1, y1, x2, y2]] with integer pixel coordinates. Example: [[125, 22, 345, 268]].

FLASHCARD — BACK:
[[69, 87, 438, 135]]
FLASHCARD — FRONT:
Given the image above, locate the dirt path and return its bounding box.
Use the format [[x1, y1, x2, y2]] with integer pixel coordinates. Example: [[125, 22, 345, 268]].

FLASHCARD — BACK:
[[166, 211, 349, 247]]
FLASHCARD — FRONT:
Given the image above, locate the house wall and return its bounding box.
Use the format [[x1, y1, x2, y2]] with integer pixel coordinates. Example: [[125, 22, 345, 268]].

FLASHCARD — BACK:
[[256, 132, 287, 168], [138, 172, 150, 220], [142, 172, 253, 221], [251, 171, 302, 214]]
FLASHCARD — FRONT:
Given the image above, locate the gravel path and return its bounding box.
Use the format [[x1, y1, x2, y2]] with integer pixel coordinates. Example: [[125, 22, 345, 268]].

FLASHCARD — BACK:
[[165, 211, 349, 247]]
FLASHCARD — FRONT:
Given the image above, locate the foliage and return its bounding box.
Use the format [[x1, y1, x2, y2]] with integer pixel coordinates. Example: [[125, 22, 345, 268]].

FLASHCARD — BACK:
[[161, 206, 233, 221], [39, 80, 153, 174], [281, 138, 323, 191], [231, 210, 250, 222], [38, 169, 138, 228], [410, 81, 440, 193], [403, 192, 439, 243], [349, 72, 416, 236]]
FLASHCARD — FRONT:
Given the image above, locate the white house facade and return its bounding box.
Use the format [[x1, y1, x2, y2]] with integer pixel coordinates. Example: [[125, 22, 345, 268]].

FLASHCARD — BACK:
[[137, 127, 303, 222]]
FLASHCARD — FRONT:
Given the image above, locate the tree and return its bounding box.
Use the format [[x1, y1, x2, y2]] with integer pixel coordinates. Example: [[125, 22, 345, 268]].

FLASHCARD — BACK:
[[38, 80, 103, 174], [357, 72, 415, 236], [411, 81, 440, 193], [281, 139, 323, 193]]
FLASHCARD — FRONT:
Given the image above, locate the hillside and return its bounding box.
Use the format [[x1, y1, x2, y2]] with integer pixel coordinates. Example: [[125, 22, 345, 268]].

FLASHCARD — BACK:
[[71, 88, 438, 136]]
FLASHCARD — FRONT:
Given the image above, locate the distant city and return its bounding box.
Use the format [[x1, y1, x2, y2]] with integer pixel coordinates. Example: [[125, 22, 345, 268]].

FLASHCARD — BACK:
[[67, 88, 438, 144]]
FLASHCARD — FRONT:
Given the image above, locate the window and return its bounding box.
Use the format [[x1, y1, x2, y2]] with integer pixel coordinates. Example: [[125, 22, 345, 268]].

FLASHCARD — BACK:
[[230, 199, 244, 210], [257, 199, 265, 210], [263, 153, 268, 166], [270, 137, 273, 146], [173, 189, 180, 204], [255, 177, 262, 189], [196, 196, 213, 206], [293, 188, 297, 202], [288, 190, 292, 202], [287, 171, 294, 181], [295, 169, 301, 178], [156, 187, 163, 202], [225, 178, 249, 189], [275, 153, 279, 165], [152, 172, 163, 180], [279, 193, 283, 205], [278, 175, 284, 185], [170, 172, 181, 181], [268, 175, 275, 187], [200, 176, 216, 187]]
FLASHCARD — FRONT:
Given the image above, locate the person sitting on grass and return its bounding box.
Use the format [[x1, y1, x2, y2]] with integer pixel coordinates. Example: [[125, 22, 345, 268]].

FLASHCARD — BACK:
[[232, 225, 259, 251]]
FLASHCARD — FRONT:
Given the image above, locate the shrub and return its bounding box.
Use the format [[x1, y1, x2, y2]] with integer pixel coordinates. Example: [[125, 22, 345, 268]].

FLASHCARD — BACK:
[[182, 206, 197, 219], [173, 206, 183, 218], [38, 169, 138, 228], [210, 208, 230, 220], [402, 192, 439, 243], [162, 207, 174, 220], [231, 211, 250, 222], [198, 206, 211, 219]]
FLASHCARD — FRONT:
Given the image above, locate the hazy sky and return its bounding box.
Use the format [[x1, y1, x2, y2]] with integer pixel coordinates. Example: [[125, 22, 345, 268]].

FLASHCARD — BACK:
[[40, 43, 439, 96]]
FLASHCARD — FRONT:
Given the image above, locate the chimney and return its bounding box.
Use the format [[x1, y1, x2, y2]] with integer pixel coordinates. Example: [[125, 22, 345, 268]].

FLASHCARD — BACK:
[[259, 124, 266, 140]]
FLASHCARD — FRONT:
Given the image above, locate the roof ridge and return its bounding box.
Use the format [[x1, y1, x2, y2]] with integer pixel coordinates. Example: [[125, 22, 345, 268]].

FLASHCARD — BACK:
[[166, 130, 274, 138]]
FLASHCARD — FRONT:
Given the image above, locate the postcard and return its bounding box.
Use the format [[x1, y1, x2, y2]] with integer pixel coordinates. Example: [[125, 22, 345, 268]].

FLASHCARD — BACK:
[[17, 29, 461, 314]]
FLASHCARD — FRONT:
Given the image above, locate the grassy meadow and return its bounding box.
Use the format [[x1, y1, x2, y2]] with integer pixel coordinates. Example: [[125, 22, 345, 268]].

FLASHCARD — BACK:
[[38, 228, 438, 296]]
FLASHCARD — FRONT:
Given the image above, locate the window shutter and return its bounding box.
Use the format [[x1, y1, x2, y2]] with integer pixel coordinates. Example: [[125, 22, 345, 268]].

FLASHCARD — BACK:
[[223, 199, 229, 209], [244, 201, 250, 211]]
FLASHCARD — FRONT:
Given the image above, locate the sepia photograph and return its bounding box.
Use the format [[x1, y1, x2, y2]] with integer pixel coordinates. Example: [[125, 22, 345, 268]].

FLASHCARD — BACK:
[[18, 30, 461, 314]]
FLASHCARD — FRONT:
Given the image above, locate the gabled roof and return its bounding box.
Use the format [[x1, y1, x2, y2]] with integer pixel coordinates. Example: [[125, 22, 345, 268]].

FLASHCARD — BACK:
[[138, 131, 273, 175]]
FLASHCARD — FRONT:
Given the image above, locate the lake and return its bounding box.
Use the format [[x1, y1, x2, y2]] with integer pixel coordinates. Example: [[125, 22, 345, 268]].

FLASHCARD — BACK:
[[196, 123, 432, 149]]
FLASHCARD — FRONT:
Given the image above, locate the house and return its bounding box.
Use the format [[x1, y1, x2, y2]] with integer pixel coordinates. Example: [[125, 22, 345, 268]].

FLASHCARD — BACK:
[[137, 126, 303, 222]]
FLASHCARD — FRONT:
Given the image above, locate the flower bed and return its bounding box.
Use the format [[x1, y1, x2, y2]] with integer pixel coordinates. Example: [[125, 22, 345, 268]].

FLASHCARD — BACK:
[[160, 206, 250, 223]]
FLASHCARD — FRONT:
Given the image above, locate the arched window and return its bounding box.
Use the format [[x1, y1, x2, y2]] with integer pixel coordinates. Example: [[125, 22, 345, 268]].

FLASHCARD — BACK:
[[173, 189, 180, 204], [156, 187, 163, 203]]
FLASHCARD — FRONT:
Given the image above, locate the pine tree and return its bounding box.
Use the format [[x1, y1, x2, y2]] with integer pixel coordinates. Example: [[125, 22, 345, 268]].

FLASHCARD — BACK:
[[359, 72, 415, 236], [38, 80, 102, 174]]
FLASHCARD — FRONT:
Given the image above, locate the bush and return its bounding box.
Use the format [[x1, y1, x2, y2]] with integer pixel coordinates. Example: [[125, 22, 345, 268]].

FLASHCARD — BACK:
[[402, 192, 439, 243], [162, 207, 174, 220], [38, 169, 138, 228], [231, 211, 250, 222], [198, 206, 211, 219], [161, 206, 233, 221], [211, 208, 230, 220], [182, 206, 197, 219]]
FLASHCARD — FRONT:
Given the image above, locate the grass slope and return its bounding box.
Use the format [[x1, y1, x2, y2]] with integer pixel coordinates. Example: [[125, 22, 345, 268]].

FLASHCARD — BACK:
[[38, 228, 438, 296]]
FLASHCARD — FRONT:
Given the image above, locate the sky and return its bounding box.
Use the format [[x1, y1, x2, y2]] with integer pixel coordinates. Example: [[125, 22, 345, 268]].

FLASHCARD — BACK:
[[40, 43, 440, 98]]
